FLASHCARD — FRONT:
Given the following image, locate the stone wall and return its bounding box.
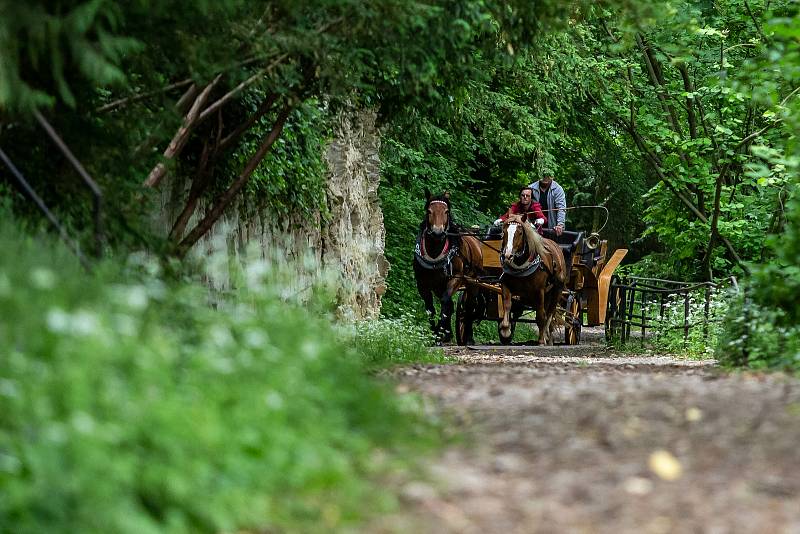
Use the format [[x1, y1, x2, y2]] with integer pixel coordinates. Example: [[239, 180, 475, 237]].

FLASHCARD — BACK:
[[322, 110, 388, 320]]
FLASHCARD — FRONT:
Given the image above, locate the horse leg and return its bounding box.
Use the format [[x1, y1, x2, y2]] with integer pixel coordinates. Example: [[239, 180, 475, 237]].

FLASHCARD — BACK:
[[536, 286, 548, 345], [438, 279, 460, 343], [464, 287, 479, 345], [418, 287, 438, 337], [438, 295, 453, 343], [543, 285, 563, 346], [543, 314, 555, 346], [499, 285, 513, 342]]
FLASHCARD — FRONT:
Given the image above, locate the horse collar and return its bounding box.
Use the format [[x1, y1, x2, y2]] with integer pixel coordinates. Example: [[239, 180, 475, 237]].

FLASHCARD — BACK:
[[421, 235, 450, 261], [415, 233, 458, 272], [502, 255, 542, 277]]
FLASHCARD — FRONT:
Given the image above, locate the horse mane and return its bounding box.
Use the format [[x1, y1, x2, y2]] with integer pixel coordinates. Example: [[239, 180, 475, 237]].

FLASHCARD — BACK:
[[507, 214, 548, 261]]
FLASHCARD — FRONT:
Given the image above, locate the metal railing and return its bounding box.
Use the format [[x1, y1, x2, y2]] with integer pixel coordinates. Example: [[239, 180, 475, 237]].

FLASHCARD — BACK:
[[605, 275, 738, 346], [0, 112, 103, 267]]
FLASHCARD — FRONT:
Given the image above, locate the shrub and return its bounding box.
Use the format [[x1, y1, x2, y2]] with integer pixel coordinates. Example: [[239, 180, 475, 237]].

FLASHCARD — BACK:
[[646, 287, 735, 358], [716, 293, 800, 372], [346, 316, 448, 366]]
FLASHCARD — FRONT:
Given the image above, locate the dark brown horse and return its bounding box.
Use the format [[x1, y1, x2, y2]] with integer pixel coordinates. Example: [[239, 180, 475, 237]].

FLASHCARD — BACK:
[[499, 214, 567, 344], [413, 191, 483, 343]]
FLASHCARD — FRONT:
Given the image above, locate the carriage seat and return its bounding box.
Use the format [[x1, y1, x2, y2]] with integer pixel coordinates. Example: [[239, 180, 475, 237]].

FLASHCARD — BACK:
[[540, 229, 584, 254], [540, 229, 583, 275]]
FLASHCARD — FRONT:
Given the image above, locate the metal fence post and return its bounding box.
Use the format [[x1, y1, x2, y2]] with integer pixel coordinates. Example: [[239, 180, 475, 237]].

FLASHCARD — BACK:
[[703, 284, 711, 342], [683, 290, 690, 347], [640, 289, 647, 345], [619, 285, 628, 343], [625, 281, 636, 343]]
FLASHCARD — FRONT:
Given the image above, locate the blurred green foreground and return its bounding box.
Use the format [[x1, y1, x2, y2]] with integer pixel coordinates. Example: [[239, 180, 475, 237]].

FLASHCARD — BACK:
[[0, 214, 444, 534]]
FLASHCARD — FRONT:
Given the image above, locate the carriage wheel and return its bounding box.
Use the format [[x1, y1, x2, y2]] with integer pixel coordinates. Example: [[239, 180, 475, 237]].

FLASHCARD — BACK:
[[564, 292, 583, 345], [455, 291, 471, 346]]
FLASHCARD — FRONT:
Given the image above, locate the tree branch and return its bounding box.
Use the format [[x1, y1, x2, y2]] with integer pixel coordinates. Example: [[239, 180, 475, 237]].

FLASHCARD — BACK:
[[169, 138, 214, 242], [142, 74, 223, 188], [218, 92, 278, 152], [636, 33, 684, 137], [96, 79, 194, 113], [744, 0, 770, 44], [175, 103, 293, 257], [196, 53, 287, 123], [676, 62, 697, 140]]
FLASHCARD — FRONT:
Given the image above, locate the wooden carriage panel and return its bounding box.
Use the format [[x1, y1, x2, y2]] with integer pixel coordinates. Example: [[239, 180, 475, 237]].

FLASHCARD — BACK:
[[480, 239, 503, 269], [596, 248, 628, 324]]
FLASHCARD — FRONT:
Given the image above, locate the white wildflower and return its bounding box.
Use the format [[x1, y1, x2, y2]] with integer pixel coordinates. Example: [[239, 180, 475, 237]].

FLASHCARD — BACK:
[[30, 268, 56, 289]]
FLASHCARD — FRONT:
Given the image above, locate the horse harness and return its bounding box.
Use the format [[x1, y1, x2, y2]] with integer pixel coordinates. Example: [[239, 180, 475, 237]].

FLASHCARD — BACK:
[[500, 229, 559, 286], [415, 202, 460, 276]]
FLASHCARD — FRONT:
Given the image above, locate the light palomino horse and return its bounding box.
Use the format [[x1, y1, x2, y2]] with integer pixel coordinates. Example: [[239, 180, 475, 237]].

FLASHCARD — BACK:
[[413, 190, 483, 343], [498, 214, 567, 345]]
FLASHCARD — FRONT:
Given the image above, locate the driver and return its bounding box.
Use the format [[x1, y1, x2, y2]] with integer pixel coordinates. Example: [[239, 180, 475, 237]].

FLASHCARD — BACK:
[[494, 186, 547, 229]]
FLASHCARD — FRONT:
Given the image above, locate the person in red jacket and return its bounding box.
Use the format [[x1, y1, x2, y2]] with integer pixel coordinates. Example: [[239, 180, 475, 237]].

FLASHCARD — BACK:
[[494, 187, 548, 228]]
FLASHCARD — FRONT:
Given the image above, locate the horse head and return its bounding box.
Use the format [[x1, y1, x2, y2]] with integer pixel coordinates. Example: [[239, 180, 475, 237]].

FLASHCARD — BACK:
[[423, 190, 451, 237], [501, 214, 548, 268]]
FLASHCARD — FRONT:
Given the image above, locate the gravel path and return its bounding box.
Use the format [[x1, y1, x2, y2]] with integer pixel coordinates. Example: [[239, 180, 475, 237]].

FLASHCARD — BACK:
[[374, 328, 800, 533]]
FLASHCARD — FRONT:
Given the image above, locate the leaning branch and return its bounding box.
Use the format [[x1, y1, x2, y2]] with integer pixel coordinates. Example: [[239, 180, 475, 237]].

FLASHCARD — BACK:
[[197, 53, 288, 124], [734, 86, 800, 149], [142, 74, 222, 188], [96, 79, 194, 113], [175, 103, 293, 257]]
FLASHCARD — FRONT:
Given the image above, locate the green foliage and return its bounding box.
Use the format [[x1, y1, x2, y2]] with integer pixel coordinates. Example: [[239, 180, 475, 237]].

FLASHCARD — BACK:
[[717, 294, 800, 372], [226, 99, 331, 221], [716, 7, 800, 371], [577, 0, 793, 278], [0, 214, 440, 533], [650, 288, 734, 358], [0, 1, 140, 111], [348, 316, 449, 366]]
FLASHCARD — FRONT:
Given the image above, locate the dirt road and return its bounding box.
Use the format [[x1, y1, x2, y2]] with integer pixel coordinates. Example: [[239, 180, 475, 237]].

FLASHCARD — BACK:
[[378, 328, 800, 533]]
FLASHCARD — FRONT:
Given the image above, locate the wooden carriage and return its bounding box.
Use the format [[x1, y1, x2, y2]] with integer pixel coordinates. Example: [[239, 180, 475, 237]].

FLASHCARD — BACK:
[[454, 228, 627, 345]]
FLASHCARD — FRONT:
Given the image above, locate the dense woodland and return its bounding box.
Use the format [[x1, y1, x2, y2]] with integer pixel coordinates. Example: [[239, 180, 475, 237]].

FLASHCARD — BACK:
[[1, 1, 800, 531]]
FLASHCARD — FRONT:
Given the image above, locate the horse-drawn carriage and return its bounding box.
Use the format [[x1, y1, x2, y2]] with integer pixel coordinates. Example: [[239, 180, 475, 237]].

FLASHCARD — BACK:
[[413, 191, 627, 346], [454, 225, 627, 345]]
